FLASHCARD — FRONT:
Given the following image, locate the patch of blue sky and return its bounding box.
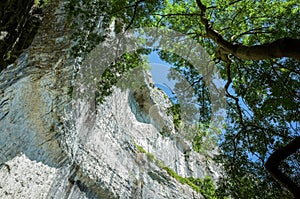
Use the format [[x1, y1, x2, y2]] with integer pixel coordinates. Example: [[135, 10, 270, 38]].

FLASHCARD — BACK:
[[148, 51, 177, 101]]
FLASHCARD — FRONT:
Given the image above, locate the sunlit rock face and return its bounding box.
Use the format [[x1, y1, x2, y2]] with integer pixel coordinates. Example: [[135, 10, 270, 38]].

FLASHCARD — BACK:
[[0, 0, 221, 198], [0, 66, 219, 198]]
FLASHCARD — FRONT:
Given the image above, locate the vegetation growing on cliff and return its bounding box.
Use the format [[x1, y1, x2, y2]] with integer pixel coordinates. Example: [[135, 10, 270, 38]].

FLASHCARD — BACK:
[[135, 143, 220, 199]]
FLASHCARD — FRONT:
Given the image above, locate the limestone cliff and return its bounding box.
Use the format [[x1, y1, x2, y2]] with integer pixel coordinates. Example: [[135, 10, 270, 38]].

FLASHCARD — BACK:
[[0, 1, 221, 198]]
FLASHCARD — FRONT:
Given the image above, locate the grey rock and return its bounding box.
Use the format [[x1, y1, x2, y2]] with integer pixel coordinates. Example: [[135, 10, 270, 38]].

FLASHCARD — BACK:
[[0, 0, 221, 198]]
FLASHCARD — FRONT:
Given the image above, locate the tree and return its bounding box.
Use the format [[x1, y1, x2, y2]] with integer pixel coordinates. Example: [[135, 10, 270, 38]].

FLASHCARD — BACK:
[[33, 0, 298, 198], [2, 0, 297, 198], [108, 0, 299, 198]]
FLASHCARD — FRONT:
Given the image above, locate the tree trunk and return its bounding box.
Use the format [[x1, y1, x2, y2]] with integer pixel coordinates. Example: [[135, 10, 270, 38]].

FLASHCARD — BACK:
[[265, 137, 300, 199]]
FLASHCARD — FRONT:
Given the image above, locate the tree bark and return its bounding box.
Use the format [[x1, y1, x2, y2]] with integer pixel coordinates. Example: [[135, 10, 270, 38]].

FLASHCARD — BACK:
[[265, 137, 300, 199], [195, 0, 300, 61]]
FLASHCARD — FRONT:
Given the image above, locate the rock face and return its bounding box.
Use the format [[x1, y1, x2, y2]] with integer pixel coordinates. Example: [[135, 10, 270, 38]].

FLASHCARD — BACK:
[[0, 1, 221, 198], [0, 0, 43, 71]]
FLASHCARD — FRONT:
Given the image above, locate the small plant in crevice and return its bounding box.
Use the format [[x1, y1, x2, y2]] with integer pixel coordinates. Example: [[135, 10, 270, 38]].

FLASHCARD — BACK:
[[167, 103, 181, 130]]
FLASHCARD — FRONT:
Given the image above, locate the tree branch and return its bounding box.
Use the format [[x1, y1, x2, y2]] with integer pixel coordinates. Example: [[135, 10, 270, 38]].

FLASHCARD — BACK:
[[224, 61, 245, 131], [265, 136, 300, 199], [231, 27, 273, 42], [154, 13, 201, 17], [195, 0, 300, 61], [124, 0, 145, 31], [207, 0, 244, 9]]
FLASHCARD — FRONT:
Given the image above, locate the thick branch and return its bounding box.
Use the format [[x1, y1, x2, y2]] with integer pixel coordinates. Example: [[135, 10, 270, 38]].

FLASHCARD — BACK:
[[265, 136, 300, 199], [195, 0, 300, 61]]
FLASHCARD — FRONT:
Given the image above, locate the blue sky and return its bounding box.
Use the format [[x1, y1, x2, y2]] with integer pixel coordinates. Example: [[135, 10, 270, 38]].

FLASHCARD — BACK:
[[148, 51, 177, 100]]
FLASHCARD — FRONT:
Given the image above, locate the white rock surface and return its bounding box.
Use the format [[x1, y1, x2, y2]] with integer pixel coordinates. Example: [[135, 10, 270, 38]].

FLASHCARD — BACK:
[[0, 154, 58, 199], [0, 0, 221, 198]]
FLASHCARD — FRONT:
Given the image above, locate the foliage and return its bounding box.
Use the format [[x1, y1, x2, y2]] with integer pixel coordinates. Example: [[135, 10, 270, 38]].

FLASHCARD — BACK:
[[192, 123, 219, 154], [66, 0, 111, 58], [135, 143, 218, 199], [95, 49, 150, 104], [161, 52, 218, 154], [66, 0, 152, 103], [34, 0, 49, 7], [165, 54, 212, 125], [160, 50, 217, 153], [135, 144, 147, 153], [167, 103, 181, 130]]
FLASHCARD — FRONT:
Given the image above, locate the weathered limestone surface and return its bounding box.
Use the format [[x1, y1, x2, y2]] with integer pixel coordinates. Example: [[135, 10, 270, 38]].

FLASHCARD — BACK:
[[0, 0, 220, 198], [0, 154, 57, 199]]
